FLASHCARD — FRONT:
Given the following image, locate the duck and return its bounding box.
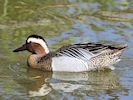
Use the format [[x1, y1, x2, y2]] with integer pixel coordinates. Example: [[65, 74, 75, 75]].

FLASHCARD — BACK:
[[13, 34, 127, 72]]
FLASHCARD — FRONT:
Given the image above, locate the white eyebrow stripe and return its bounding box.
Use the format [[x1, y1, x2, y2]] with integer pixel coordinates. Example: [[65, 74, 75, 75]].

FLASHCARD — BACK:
[[27, 37, 49, 54]]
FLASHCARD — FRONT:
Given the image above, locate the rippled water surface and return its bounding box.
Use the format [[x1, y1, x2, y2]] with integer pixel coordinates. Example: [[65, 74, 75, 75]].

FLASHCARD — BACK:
[[0, 0, 133, 100]]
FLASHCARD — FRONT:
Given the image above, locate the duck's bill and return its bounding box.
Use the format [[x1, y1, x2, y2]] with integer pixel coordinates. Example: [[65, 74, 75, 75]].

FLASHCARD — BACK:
[[13, 44, 27, 52]]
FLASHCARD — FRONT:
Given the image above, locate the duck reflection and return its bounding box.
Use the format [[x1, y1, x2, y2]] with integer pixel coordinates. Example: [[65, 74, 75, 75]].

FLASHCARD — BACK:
[[25, 68, 52, 97], [25, 69, 128, 98]]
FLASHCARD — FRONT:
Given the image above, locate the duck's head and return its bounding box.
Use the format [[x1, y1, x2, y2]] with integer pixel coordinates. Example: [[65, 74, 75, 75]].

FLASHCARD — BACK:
[[13, 35, 49, 55]]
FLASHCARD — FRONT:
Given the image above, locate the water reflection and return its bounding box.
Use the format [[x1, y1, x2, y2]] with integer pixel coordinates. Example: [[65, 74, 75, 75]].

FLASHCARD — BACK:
[[19, 68, 128, 98]]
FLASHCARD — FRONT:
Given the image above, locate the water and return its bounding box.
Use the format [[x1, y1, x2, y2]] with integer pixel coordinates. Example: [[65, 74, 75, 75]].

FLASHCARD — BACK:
[[0, 0, 133, 99]]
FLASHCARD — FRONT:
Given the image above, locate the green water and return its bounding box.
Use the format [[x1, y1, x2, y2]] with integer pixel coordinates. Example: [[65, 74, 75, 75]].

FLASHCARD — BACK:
[[0, 0, 133, 99]]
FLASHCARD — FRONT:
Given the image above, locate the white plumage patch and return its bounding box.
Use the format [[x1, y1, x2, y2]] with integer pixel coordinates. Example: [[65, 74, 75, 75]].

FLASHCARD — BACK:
[[27, 37, 49, 54], [52, 56, 89, 72]]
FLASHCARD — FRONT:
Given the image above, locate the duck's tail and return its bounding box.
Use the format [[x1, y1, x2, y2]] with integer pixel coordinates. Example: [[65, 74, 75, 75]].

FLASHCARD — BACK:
[[117, 44, 128, 50], [111, 44, 127, 58]]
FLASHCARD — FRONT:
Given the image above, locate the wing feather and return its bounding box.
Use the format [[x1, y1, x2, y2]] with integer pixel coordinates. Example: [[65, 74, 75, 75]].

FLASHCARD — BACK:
[[42, 43, 127, 62], [54, 42, 126, 61]]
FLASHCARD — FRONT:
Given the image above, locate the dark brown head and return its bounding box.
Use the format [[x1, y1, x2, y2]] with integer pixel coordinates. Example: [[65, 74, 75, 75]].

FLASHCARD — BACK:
[[13, 35, 49, 55]]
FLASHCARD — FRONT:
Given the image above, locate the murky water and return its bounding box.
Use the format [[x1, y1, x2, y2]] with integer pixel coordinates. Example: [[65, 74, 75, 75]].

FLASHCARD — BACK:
[[0, 0, 133, 100]]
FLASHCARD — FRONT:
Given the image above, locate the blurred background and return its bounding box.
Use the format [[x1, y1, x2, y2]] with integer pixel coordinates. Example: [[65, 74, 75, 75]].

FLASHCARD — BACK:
[[0, 0, 133, 100]]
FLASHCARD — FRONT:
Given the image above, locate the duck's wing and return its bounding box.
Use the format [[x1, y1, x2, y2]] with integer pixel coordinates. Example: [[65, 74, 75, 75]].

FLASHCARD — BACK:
[[55, 43, 127, 61]]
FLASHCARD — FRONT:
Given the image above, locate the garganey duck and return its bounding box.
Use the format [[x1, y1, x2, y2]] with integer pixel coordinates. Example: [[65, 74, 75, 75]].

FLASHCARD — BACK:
[[13, 34, 127, 72]]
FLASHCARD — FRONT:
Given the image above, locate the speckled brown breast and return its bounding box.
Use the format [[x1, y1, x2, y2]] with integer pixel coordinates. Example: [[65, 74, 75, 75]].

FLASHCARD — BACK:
[[38, 57, 52, 71], [28, 54, 52, 71]]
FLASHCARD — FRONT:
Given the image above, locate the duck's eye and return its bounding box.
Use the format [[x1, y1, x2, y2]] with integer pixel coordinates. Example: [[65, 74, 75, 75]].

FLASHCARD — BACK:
[[27, 41, 31, 44]]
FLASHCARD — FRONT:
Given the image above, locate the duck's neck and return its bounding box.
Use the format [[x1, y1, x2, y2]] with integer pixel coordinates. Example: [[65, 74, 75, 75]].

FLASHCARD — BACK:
[[34, 45, 48, 56]]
